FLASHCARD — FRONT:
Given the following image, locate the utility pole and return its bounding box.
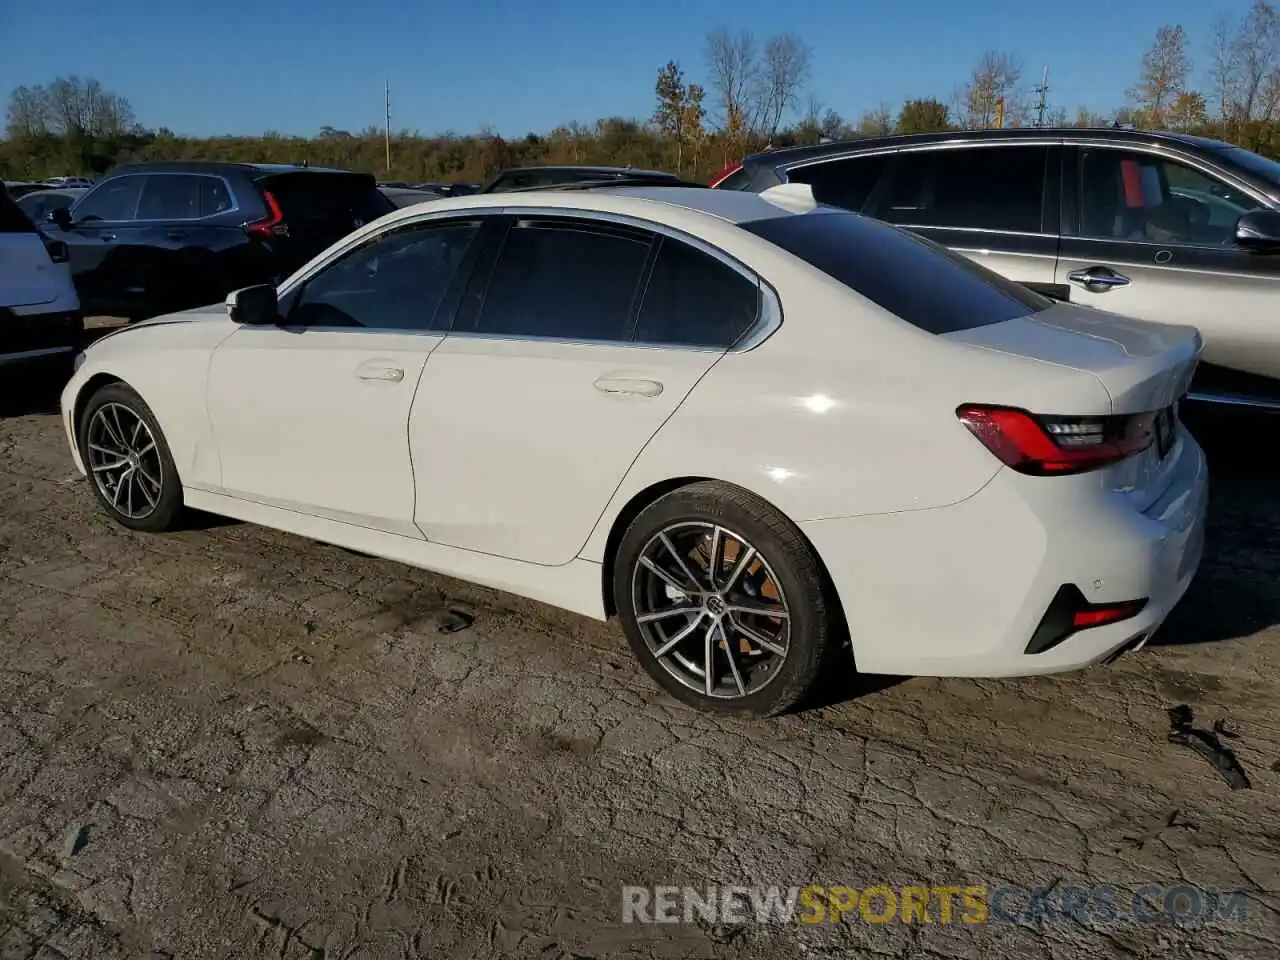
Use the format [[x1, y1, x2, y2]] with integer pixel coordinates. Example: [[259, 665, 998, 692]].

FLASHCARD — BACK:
[[1033, 66, 1049, 127], [384, 79, 391, 172]]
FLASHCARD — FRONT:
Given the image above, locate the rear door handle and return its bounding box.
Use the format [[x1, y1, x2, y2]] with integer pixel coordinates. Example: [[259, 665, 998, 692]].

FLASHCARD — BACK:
[[99, 233, 117, 242], [165, 230, 188, 241], [1067, 266, 1130, 293], [593, 377, 664, 397], [356, 364, 404, 383]]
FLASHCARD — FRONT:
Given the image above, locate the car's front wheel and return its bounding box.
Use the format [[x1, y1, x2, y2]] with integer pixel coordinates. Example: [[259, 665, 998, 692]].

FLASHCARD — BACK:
[[613, 481, 841, 716], [78, 382, 184, 532]]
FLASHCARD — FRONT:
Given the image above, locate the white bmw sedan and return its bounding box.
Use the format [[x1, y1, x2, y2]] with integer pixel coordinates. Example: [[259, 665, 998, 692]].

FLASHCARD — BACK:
[[60, 184, 1208, 715]]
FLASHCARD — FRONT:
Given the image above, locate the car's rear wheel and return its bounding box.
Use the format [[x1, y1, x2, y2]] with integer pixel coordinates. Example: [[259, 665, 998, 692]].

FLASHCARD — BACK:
[[78, 383, 183, 532], [613, 481, 840, 716]]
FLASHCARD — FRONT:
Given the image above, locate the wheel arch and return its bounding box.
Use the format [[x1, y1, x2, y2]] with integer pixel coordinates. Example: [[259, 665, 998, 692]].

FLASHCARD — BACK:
[[70, 373, 125, 450], [597, 477, 853, 667]]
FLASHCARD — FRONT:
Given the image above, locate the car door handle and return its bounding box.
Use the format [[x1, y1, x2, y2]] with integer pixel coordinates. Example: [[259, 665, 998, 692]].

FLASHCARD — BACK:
[[594, 377, 663, 397], [99, 233, 117, 242], [165, 230, 188, 240], [1067, 266, 1130, 292], [356, 365, 404, 383]]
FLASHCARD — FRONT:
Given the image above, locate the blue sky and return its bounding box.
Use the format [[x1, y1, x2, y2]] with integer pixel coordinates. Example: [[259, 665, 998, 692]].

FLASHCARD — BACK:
[[1, 0, 1249, 138]]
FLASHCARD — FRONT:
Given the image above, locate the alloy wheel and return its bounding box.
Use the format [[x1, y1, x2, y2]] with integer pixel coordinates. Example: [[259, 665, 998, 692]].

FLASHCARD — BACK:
[[85, 402, 163, 521], [631, 521, 791, 700]]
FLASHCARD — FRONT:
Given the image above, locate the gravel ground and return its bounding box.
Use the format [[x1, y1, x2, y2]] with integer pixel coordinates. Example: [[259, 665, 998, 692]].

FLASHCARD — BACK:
[[1, 344, 1278, 959]]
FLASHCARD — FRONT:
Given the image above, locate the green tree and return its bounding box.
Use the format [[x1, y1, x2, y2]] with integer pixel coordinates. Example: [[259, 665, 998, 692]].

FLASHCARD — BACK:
[[896, 98, 951, 134]]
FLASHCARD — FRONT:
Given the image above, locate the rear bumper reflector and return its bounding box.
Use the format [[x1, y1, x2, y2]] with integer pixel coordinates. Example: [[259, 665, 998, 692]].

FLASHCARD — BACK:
[[1024, 584, 1149, 655]]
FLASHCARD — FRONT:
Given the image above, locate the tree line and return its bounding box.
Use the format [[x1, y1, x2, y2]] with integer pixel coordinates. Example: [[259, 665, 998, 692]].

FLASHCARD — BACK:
[[3, 3, 1279, 186]]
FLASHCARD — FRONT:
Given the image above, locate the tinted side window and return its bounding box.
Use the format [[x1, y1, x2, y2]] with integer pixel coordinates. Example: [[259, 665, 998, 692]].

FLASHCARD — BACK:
[[1, 192, 36, 233], [870, 146, 1047, 233], [786, 155, 890, 213], [475, 219, 651, 341], [1075, 148, 1262, 246], [72, 176, 144, 222], [740, 211, 1050, 334], [136, 174, 203, 219], [200, 177, 234, 216], [290, 221, 480, 330], [634, 239, 759, 348]]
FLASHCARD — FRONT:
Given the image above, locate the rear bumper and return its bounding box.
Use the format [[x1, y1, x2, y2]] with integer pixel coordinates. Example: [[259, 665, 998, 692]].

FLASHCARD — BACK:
[[0, 310, 83, 364], [802, 428, 1208, 677]]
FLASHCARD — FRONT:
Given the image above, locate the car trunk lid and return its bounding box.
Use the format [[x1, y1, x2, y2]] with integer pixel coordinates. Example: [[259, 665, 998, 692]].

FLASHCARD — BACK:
[[1, 194, 59, 307]]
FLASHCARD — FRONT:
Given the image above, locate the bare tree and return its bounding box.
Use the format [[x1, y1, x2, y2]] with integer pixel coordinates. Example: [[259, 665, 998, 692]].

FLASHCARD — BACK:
[[5, 85, 51, 138], [855, 104, 893, 137], [961, 51, 1024, 128], [1236, 0, 1280, 120], [756, 33, 812, 136], [1208, 13, 1242, 118], [704, 27, 759, 138], [820, 108, 848, 140], [44, 76, 135, 138], [1129, 25, 1192, 126]]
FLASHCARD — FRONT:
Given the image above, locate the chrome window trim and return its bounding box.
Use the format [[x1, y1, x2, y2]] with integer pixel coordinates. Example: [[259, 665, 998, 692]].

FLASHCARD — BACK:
[[277, 204, 783, 353], [69, 171, 241, 224]]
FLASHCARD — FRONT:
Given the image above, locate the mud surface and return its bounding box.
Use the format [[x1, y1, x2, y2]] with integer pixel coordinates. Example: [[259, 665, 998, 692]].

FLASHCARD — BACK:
[[2, 357, 1279, 958]]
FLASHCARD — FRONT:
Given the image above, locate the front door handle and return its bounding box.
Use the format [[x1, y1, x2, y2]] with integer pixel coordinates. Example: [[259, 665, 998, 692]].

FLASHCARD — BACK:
[[356, 365, 404, 383], [99, 233, 117, 242], [593, 377, 664, 397], [165, 230, 188, 241], [1067, 266, 1130, 293]]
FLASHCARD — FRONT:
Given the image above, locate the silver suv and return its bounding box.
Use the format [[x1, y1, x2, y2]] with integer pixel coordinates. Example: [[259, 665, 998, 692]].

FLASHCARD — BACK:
[[718, 129, 1280, 409]]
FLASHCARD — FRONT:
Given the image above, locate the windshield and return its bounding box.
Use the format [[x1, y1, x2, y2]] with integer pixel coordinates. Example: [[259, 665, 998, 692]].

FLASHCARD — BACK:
[[739, 210, 1051, 335], [1217, 145, 1280, 190]]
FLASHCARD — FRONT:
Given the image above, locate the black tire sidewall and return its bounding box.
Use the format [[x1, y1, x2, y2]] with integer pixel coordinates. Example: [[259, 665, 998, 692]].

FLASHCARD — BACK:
[[78, 382, 183, 532], [613, 484, 833, 716]]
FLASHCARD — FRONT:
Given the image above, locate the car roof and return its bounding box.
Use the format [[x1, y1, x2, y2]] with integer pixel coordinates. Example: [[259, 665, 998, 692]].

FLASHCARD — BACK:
[[494, 165, 675, 177], [102, 160, 364, 177], [370, 185, 801, 232], [745, 127, 1240, 168]]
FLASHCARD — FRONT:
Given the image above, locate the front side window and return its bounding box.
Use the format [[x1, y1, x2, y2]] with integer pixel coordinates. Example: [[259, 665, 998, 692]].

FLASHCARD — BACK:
[[634, 238, 759, 348], [786, 155, 890, 213], [72, 176, 144, 222], [1075, 148, 1263, 246], [868, 146, 1048, 234], [474, 219, 652, 341], [289, 221, 480, 330]]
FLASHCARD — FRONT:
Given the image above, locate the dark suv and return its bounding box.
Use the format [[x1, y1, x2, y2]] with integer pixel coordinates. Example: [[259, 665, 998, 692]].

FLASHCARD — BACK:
[[46, 161, 394, 320], [718, 129, 1280, 407]]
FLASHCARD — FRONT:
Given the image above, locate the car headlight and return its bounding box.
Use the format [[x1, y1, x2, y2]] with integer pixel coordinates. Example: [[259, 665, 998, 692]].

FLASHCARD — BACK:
[[73, 351, 87, 372]]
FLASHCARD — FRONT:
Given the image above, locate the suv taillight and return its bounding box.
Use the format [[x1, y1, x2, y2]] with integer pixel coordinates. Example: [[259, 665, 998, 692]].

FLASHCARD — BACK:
[[957, 404, 1157, 476], [244, 190, 288, 240]]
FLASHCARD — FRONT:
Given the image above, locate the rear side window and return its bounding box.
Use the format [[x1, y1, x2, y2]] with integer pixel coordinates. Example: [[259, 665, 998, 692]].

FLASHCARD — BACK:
[[72, 176, 144, 222], [136, 174, 203, 219], [786, 155, 890, 213], [0, 191, 36, 233], [261, 174, 394, 227], [475, 219, 651, 341], [868, 146, 1048, 234], [712, 166, 752, 190], [634, 239, 759, 348], [740, 211, 1051, 334]]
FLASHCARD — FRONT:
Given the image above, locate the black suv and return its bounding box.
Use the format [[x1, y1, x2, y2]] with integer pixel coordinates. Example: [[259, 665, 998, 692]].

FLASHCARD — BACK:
[[478, 165, 685, 193], [718, 129, 1280, 407], [46, 161, 394, 320]]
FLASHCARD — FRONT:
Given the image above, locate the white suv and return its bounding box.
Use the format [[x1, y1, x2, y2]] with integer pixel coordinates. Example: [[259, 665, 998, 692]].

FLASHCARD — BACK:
[[1, 186, 82, 372]]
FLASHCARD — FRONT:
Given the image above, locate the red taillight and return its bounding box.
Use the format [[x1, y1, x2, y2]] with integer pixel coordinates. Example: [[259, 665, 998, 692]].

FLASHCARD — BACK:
[[1073, 601, 1147, 629], [957, 404, 1156, 476], [245, 190, 288, 240], [709, 163, 742, 188]]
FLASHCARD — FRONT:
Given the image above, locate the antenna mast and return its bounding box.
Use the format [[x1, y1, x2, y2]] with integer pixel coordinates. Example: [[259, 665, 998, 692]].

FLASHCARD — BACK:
[[384, 79, 391, 171], [1033, 67, 1050, 127]]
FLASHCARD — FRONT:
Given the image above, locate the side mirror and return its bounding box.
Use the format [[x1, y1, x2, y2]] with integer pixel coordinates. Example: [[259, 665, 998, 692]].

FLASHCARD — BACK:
[[48, 207, 72, 230], [1234, 210, 1280, 251], [226, 284, 279, 325]]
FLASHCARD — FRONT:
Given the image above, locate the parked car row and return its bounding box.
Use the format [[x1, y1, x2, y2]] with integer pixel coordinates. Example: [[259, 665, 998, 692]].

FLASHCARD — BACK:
[[712, 127, 1280, 409], [58, 170, 1207, 716]]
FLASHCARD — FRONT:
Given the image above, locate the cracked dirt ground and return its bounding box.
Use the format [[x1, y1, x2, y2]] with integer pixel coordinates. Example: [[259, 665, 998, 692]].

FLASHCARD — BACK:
[[2, 363, 1279, 959]]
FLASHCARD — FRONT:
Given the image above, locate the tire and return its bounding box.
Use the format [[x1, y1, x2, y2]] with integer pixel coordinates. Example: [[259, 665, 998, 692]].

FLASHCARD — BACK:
[[77, 382, 184, 532], [612, 481, 841, 716]]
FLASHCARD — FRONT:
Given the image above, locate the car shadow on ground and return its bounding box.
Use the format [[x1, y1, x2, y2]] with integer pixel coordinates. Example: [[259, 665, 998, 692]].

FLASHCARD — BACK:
[[1150, 403, 1280, 647]]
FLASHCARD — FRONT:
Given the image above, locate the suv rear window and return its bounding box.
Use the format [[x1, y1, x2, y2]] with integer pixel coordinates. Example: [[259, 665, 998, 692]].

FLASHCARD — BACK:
[[0, 191, 37, 233], [258, 173, 394, 227], [740, 210, 1051, 334]]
